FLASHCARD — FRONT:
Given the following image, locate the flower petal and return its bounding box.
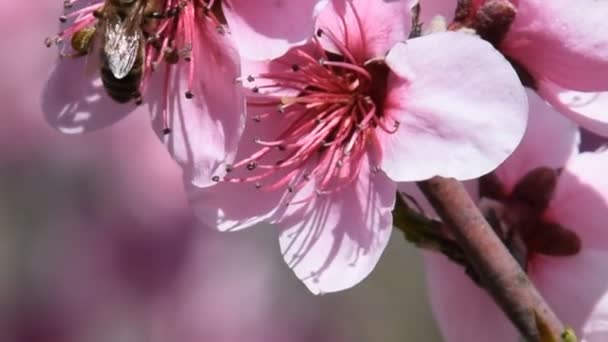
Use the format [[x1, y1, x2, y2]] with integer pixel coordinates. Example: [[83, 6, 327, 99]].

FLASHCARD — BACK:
[[186, 106, 287, 232], [548, 150, 608, 250], [151, 18, 246, 188], [223, 0, 328, 60], [42, 56, 139, 134], [530, 251, 608, 341], [381, 32, 528, 182], [188, 179, 285, 232], [277, 159, 396, 294], [494, 88, 580, 191], [316, 0, 413, 60], [539, 81, 608, 137], [502, 0, 608, 91], [423, 252, 518, 342]]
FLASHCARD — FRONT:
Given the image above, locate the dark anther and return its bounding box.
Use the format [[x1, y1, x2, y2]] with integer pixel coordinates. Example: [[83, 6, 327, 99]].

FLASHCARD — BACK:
[[278, 144, 286, 151], [185, 91, 194, 99], [255, 182, 262, 189], [162, 127, 171, 135], [287, 186, 294, 193], [246, 75, 255, 82], [246, 162, 258, 171], [252, 116, 262, 123], [59, 15, 68, 23], [316, 28, 324, 37], [212, 176, 220, 182], [225, 164, 234, 173], [251, 87, 259, 93], [291, 64, 300, 72]]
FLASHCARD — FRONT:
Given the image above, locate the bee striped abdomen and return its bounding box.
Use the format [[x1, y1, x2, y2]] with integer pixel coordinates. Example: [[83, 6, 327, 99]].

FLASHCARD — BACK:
[[100, 52, 143, 103]]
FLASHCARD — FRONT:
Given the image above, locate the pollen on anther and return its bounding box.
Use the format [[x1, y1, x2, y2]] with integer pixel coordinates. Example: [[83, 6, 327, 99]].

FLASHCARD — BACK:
[[212, 176, 221, 182], [185, 91, 194, 99]]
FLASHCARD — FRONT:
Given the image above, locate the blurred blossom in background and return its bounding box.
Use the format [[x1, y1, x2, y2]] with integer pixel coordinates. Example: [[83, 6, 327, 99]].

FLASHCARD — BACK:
[[0, 2, 440, 342]]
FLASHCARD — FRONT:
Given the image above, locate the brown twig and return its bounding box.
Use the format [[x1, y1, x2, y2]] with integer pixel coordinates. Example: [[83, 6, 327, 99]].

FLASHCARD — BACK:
[[417, 176, 564, 341]]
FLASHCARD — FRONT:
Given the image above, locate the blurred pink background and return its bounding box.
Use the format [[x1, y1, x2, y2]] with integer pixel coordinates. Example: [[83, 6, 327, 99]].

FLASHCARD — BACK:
[[0, 2, 441, 341]]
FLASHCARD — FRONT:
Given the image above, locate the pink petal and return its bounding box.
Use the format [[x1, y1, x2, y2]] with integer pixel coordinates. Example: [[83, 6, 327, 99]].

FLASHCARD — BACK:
[[494, 88, 580, 192], [423, 252, 518, 342], [223, 0, 328, 60], [530, 251, 608, 341], [42, 57, 139, 134], [381, 32, 528, 182], [188, 179, 285, 232], [186, 107, 286, 232], [539, 81, 608, 137], [502, 0, 608, 91], [316, 0, 413, 60], [151, 20, 246, 188], [547, 150, 608, 250], [277, 159, 396, 294]]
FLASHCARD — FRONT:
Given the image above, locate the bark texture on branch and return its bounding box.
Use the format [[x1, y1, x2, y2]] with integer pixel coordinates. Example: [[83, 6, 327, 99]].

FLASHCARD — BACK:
[[417, 176, 564, 342]]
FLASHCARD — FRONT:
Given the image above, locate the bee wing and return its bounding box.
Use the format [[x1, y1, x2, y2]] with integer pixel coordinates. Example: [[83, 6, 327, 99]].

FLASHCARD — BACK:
[[103, 15, 141, 80]]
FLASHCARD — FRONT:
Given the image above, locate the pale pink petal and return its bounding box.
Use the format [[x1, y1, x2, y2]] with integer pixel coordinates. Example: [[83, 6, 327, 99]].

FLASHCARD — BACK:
[[188, 180, 285, 232], [151, 20, 246, 188], [423, 252, 518, 342], [223, 0, 328, 60], [539, 81, 608, 137], [494, 88, 580, 192], [547, 150, 608, 250], [381, 32, 528, 182], [42, 57, 139, 134], [186, 106, 286, 231], [530, 251, 608, 341], [316, 0, 413, 60], [277, 159, 396, 294], [502, 0, 608, 91]]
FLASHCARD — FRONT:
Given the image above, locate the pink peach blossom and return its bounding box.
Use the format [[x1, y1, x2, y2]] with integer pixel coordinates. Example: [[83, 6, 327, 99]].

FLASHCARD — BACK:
[[43, 0, 246, 188], [419, 90, 608, 341], [419, 0, 608, 135], [190, 0, 528, 294]]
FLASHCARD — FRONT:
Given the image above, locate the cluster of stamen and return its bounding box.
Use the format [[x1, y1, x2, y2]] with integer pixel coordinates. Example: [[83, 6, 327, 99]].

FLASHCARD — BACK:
[[221, 30, 399, 202], [46, 0, 225, 134]]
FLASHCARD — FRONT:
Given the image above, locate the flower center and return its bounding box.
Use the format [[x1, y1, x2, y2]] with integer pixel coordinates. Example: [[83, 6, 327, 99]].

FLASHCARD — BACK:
[[45, 0, 225, 134], [219, 33, 398, 200], [479, 168, 581, 269]]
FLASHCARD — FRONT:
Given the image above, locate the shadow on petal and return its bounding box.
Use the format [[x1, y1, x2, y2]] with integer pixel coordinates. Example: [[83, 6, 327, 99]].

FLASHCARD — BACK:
[[42, 57, 138, 134]]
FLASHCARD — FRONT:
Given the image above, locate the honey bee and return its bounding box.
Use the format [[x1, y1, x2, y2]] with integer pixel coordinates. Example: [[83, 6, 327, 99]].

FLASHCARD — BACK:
[[68, 0, 184, 104]]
